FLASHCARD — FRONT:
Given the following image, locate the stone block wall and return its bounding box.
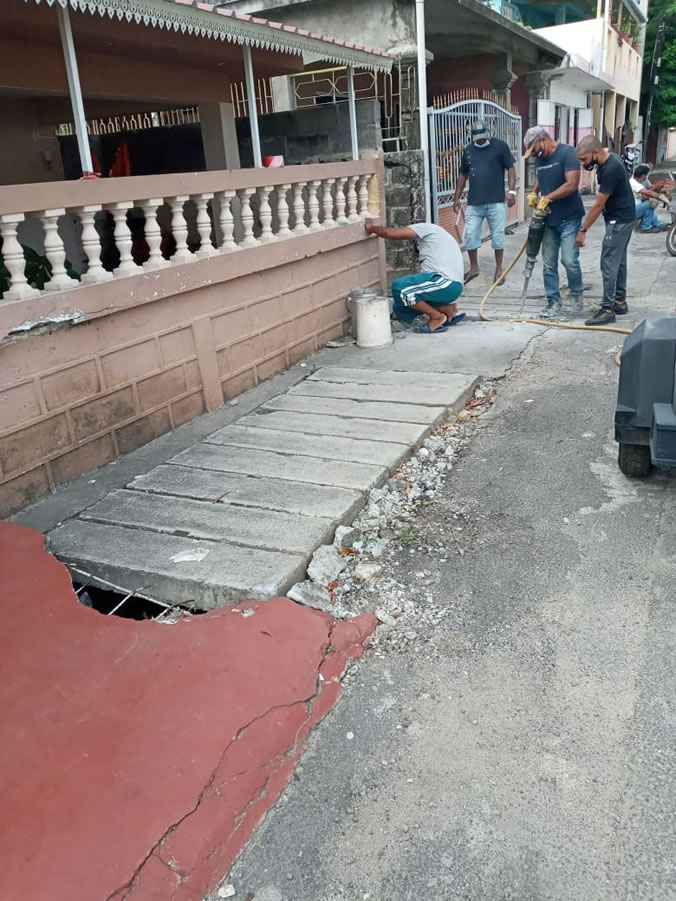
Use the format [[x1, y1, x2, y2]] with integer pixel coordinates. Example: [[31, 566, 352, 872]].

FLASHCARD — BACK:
[[383, 150, 426, 285]]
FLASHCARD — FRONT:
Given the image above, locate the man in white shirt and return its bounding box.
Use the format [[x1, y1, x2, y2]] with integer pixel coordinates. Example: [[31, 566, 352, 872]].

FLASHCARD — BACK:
[[629, 165, 670, 233], [364, 220, 464, 333]]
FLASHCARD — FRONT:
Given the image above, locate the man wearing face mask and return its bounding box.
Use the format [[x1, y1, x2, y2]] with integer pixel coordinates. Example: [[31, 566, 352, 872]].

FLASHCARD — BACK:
[[522, 126, 585, 318], [453, 120, 517, 285], [575, 135, 636, 326]]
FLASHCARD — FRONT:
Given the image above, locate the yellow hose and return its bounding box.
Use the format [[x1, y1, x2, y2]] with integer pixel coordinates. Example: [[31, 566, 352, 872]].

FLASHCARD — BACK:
[[478, 236, 633, 339]]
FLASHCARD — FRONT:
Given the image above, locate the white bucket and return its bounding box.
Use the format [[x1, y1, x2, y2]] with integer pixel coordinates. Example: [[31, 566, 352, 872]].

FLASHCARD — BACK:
[[347, 289, 393, 349]]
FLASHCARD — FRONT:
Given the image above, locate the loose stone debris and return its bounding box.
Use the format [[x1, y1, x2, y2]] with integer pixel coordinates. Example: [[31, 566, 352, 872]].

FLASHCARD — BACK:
[[286, 381, 497, 654]]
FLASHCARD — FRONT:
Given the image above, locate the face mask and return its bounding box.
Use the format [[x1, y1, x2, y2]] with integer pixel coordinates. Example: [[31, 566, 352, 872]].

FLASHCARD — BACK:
[[584, 157, 598, 171], [473, 139, 490, 148]]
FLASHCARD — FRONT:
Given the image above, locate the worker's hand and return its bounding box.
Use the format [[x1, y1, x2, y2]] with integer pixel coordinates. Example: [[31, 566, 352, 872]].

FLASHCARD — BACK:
[[536, 196, 552, 214], [527, 191, 539, 209], [506, 192, 516, 208], [452, 199, 461, 215], [575, 229, 586, 248], [364, 218, 375, 235]]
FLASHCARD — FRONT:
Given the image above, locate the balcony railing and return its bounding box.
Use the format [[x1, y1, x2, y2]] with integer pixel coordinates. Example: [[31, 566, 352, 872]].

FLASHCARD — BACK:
[[0, 161, 380, 305]]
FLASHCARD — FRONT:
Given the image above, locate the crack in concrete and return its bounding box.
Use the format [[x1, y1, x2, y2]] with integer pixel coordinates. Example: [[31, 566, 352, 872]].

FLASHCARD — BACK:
[[104, 625, 341, 901]]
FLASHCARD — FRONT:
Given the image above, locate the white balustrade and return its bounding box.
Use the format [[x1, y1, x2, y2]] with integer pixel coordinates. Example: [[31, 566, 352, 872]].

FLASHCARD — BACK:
[[0, 164, 381, 303], [141, 198, 170, 271], [275, 184, 292, 239], [0, 213, 40, 300], [257, 186, 277, 243], [79, 204, 113, 284], [322, 179, 336, 229], [42, 209, 76, 291]]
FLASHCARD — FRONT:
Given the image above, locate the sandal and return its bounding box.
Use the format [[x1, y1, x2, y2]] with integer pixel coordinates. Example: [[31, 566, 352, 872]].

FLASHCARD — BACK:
[[464, 272, 479, 285], [417, 317, 449, 334]]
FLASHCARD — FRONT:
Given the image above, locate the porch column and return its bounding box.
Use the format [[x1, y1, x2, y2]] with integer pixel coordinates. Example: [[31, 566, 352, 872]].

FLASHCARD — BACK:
[[243, 45, 262, 167], [491, 52, 517, 110], [56, 5, 94, 178], [199, 102, 241, 170], [525, 71, 548, 188], [347, 66, 359, 161]]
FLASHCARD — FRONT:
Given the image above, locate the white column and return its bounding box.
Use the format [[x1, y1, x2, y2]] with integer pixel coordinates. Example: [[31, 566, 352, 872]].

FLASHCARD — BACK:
[[415, 0, 431, 222], [335, 177, 348, 225], [41, 209, 74, 291], [357, 174, 370, 219], [0, 214, 40, 300], [195, 193, 217, 258], [141, 198, 170, 270], [237, 187, 259, 247], [347, 66, 359, 161], [79, 204, 112, 283], [322, 178, 336, 228], [346, 176, 360, 223], [276, 184, 292, 238], [243, 45, 263, 167], [257, 185, 277, 243], [168, 195, 192, 263], [199, 102, 240, 170], [292, 182, 309, 234], [307, 180, 322, 232], [56, 5, 94, 177], [109, 201, 143, 277], [218, 190, 237, 252]]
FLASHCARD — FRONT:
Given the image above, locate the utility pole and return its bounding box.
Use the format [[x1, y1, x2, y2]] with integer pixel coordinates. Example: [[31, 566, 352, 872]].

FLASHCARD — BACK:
[[644, 12, 666, 151]]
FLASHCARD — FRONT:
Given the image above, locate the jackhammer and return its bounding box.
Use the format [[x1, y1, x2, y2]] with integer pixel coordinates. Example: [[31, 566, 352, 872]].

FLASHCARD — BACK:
[[518, 198, 550, 315]]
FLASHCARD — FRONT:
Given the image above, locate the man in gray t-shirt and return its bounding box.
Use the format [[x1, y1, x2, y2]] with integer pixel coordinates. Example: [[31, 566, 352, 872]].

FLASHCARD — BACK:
[[365, 219, 465, 333]]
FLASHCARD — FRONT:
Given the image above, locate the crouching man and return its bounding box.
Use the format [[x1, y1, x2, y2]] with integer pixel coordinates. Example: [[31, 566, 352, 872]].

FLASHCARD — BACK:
[[364, 219, 465, 333]]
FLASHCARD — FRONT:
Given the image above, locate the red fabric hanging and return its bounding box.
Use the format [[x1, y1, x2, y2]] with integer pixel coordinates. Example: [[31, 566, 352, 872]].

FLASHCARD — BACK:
[[109, 136, 131, 178]]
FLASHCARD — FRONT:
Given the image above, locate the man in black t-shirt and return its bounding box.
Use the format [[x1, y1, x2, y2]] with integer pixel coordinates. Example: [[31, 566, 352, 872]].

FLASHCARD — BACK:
[[452, 120, 517, 285], [575, 135, 636, 326], [523, 126, 585, 318]]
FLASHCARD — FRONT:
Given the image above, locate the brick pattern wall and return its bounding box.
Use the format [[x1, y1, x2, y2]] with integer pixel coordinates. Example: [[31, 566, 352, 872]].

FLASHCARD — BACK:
[[0, 239, 381, 517]]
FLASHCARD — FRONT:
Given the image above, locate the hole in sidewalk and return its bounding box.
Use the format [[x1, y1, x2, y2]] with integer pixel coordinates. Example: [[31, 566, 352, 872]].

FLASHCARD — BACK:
[[72, 579, 205, 621]]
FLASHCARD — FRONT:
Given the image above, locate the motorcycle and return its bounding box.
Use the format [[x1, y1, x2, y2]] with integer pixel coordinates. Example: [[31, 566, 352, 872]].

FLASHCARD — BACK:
[[623, 142, 642, 176], [667, 208, 676, 257]]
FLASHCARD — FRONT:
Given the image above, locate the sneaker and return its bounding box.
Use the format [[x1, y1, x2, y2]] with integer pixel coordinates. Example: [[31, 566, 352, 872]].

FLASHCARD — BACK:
[[540, 300, 562, 318], [570, 296, 585, 315], [585, 308, 616, 326], [640, 227, 662, 234], [613, 300, 629, 315]]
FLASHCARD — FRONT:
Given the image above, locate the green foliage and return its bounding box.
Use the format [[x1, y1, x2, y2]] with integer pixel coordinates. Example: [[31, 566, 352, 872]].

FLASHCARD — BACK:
[[642, 0, 676, 128]]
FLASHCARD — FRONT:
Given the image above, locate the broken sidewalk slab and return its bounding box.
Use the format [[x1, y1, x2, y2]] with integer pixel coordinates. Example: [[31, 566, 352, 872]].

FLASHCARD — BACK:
[[239, 410, 429, 445], [204, 424, 411, 469], [307, 367, 478, 392], [130, 465, 365, 521], [289, 377, 473, 407], [81, 490, 335, 556], [48, 519, 307, 608], [262, 394, 447, 424], [169, 443, 388, 491]]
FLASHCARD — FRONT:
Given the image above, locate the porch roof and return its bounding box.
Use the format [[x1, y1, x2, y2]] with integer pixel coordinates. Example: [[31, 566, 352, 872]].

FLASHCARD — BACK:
[[26, 0, 394, 71]]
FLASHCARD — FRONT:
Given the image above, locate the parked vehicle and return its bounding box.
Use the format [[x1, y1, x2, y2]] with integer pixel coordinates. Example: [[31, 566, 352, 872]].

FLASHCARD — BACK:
[[667, 208, 676, 257]]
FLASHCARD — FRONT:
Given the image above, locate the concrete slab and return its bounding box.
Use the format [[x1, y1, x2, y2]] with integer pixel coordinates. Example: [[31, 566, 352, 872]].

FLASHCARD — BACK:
[[239, 410, 429, 445], [289, 375, 475, 407], [311, 321, 544, 377], [48, 519, 307, 608], [169, 443, 387, 491], [82, 490, 335, 555], [205, 424, 411, 468], [130, 465, 365, 521], [309, 367, 480, 392], [262, 394, 446, 424]]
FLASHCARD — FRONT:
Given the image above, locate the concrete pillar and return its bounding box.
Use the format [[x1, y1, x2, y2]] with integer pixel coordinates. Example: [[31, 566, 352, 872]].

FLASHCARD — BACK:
[[199, 102, 240, 170], [491, 52, 517, 109], [270, 75, 295, 113], [525, 70, 548, 187], [604, 91, 617, 147]]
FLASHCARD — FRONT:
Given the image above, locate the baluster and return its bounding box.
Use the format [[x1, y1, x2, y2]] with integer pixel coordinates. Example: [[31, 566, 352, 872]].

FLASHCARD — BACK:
[[335, 177, 348, 225], [218, 189, 237, 252], [141, 198, 170, 271], [291, 182, 308, 234], [346, 176, 360, 223], [237, 188, 258, 247], [0, 214, 40, 300], [275, 184, 292, 239], [322, 178, 336, 229], [307, 180, 322, 232], [168, 195, 192, 263], [78, 204, 112, 284], [109, 201, 143, 277], [195, 192, 217, 258], [257, 185, 277, 243], [357, 174, 370, 219], [41, 209, 75, 291], [366, 174, 381, 219]]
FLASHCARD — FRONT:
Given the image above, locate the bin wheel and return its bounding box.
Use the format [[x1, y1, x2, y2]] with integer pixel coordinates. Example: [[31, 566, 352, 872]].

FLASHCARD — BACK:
[[618, 443, 652, 477]]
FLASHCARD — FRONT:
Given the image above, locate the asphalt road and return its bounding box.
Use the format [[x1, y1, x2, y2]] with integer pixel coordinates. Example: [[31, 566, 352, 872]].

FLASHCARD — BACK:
[[225, 322, 675, 901]]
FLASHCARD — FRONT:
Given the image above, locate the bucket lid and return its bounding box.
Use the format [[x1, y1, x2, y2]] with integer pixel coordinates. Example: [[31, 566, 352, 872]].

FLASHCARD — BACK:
[[348, 288, 383, 301]]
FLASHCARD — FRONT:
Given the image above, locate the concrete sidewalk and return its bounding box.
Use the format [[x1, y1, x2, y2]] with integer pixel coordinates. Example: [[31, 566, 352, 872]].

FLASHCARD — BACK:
[[16, 319, 543, 609]]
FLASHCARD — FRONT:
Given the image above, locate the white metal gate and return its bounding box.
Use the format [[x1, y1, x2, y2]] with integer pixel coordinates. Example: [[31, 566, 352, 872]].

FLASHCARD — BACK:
[[428, 99, 522, 225]]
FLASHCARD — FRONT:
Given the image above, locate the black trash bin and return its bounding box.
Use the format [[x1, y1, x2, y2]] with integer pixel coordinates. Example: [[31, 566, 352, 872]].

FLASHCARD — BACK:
[[615, 318, 676, 476]]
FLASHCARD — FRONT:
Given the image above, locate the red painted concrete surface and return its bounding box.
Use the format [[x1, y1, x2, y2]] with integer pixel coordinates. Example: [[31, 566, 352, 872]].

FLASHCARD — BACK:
[[0, 522, 377, 901]]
